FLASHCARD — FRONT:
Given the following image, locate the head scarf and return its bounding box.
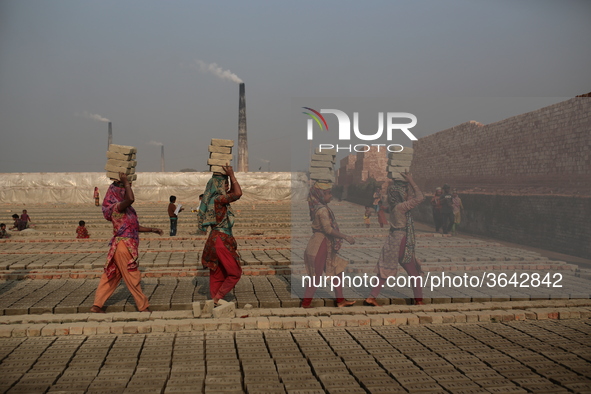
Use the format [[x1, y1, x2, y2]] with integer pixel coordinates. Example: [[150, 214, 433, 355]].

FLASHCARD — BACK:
[[307, 182, 342, 251], [197, 174, 233, 233], [388, 181, 416, 266]]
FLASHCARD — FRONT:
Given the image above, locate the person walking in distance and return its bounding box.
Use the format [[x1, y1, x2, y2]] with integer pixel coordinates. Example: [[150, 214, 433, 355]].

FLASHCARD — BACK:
[[431, 187, 443, 233], [94, 187, 100, 206], [440, 184, 454, 234], [452, 188, 464, 235], [168, 195, 184, 236]]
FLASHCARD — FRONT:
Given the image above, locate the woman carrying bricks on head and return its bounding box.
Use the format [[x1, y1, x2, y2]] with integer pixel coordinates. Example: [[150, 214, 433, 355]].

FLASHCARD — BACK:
[[197, 165, 243, 306], [91, 173, 163, 313], [365, 172, 425, 306], [301, 182, 356, 308]]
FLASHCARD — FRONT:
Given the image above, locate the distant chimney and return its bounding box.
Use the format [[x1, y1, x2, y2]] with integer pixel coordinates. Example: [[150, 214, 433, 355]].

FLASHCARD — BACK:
[[161, 145, 165, 172], [108, 122, 113, 148], [237, 83, 248, 172]]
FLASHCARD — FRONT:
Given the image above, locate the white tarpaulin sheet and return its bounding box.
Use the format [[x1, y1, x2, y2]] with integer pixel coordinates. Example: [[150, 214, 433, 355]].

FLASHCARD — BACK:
[[0, 172, 308, 204]]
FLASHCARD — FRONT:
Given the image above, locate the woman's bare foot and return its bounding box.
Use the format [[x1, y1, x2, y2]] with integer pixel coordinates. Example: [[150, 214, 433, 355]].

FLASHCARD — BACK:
[[414, 300, 425, 306], [140, 307, 151, 312], [363, 298, 380, 307], [337, 300, 356, 307], [90, 305, 105, 313]]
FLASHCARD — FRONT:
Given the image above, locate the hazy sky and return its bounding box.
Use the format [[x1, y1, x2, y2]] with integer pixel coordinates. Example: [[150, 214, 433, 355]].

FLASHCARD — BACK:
[[1, 1, 589, 173]]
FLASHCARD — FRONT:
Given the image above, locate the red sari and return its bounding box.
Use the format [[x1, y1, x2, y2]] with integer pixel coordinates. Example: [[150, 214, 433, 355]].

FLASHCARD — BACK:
[[76, 226, 90, 239], [198, 175, 242, 300]]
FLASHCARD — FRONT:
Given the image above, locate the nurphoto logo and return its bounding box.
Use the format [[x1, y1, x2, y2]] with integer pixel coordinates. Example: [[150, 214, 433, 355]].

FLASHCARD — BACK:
[[303, 107, 418, 153]]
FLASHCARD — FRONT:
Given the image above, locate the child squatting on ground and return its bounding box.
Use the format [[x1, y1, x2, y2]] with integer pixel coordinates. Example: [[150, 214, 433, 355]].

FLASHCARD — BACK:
[[76, 220, 90, 239]]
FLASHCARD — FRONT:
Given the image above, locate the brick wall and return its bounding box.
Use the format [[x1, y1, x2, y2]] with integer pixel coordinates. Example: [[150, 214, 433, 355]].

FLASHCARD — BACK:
[[410, 97, 591, 195], [337, 155, 357, 186], [409, 96, 591, 259], [354, 149, 389, 185], [337, 148, 389, 186], [336, 148, 389, 205]]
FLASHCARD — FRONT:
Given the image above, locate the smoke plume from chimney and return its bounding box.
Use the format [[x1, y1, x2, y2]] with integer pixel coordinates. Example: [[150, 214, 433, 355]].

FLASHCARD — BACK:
[[196, 60, 243, 84], [79, 111, 110, 123]]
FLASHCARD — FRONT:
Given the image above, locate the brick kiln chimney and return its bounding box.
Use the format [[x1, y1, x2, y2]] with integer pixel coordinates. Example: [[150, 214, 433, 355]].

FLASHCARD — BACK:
[[108, 122, 113, 148], [161, 145, 165, 172], [237, 83, 249, 172]]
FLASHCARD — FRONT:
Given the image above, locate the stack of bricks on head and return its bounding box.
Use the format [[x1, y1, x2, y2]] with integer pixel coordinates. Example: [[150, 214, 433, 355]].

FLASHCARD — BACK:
[[208, 139, 234, 175], [105, 144, 137, 182], [388, 147, 413, 180], [309, 148, 337, 183]]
